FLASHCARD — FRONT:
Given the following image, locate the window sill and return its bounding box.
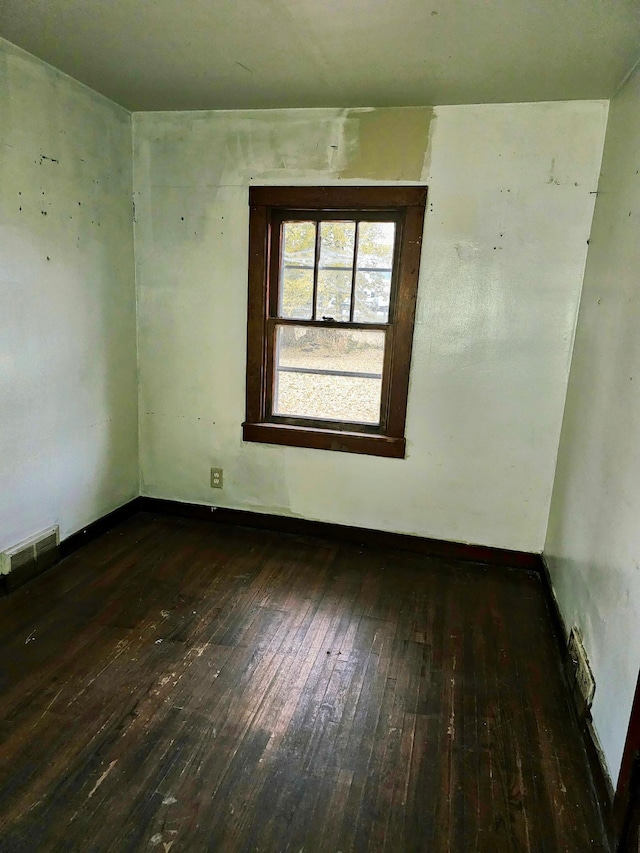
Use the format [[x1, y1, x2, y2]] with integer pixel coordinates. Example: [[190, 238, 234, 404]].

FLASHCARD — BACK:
[[242, 422, 406, 458]]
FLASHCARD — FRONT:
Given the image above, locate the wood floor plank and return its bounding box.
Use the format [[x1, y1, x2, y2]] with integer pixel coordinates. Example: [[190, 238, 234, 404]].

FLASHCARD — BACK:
[[0, 513, 610, 852]]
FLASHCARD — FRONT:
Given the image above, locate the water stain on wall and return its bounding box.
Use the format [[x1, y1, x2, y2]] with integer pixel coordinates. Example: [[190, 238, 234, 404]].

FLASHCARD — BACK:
[[341, 107, 433, 181]]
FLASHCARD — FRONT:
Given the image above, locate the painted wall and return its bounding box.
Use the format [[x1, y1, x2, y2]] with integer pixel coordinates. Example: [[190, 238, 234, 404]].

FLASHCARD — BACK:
[[545, 64, 640, 784], [133, 102, 607, 553], [0, 39, 138, 554]]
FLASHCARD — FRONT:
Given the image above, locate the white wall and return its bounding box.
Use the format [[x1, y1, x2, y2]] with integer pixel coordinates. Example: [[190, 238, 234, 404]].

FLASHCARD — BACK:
[[0, 39, 138, 553], [134, 102, 607, 553], [545, 64, 640, 784]]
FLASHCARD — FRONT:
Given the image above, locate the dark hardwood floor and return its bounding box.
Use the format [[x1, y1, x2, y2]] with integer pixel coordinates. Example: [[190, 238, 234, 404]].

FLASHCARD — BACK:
[[0, 513, 608, 851]]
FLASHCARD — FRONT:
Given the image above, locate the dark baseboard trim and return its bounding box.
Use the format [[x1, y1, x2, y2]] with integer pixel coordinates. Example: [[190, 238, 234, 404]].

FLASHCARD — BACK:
[[0, 498, 142, 597], [137, 496, 541, 570], [539, 556, 615, 849], [60, 497, 143, 559], [614, 672, 640, 847], [537, 556, 569, 654], [1, 495, 537, 594]]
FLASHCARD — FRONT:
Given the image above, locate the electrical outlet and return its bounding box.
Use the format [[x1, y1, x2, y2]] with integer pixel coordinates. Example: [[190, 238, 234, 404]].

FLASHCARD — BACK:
[[210, 467, 223, 489]]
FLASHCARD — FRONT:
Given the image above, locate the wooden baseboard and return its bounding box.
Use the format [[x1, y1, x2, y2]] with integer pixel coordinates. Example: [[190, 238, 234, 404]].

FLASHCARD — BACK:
[[2, 495, 537, 594], [59, 498, 142, 559], [0, 498, 142, 596], [614, 672, 640, 848], [539, 556, 615, 848], [137, 496, 541, 570]]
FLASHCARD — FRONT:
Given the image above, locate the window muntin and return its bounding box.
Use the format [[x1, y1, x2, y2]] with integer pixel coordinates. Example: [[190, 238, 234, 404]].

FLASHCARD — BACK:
[[244, 186, 427, 458], [353, 221, 395, 323], [316, 220, 357, 322], [278, 221, 315, 319]]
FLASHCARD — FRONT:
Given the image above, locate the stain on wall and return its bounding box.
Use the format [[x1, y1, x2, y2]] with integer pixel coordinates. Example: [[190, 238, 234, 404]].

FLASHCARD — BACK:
[[341, 107, 433, 181]]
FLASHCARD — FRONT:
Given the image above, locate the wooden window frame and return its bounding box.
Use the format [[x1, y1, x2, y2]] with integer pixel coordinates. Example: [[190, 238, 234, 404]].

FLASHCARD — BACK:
[[243, 186, 427, 458]]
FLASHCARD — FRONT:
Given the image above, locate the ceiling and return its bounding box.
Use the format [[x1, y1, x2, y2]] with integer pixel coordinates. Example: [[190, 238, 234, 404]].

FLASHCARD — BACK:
[[2, 0, 640, 111]]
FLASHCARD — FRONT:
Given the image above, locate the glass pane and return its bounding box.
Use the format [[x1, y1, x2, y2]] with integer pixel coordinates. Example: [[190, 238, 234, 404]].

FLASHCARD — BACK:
[[353, 221, 395, 323], [316, 221, 356, 322], [273, 325, 385, 424], [279, 221, 316, 319]]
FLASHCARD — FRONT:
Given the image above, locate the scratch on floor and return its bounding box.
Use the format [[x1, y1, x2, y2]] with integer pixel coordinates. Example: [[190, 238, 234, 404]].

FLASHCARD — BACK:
[[447, 653, 457, 738], [87, 760, 117, 800], [150, 834, 175, 851], [515, 746, 532, 850], [40, 689, 63, 718]]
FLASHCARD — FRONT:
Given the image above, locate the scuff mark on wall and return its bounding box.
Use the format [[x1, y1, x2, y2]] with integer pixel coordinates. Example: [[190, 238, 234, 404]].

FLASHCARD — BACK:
[[341, 107, 433, 181]]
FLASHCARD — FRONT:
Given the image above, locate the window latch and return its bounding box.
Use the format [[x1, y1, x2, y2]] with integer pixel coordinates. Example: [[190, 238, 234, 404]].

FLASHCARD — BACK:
[[321, 316, 335, 322]]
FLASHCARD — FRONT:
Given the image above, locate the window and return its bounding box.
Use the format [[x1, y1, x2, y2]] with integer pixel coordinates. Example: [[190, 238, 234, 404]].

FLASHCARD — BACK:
[[243, 186, 427, 458]]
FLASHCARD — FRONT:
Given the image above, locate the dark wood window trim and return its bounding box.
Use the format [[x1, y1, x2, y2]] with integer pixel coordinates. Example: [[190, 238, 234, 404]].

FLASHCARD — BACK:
[[243, 185, 427, 458]]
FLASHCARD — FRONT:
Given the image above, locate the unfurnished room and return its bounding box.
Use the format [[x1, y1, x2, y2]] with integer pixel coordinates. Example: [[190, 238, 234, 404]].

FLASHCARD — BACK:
[[1, 1, 640, 850]]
